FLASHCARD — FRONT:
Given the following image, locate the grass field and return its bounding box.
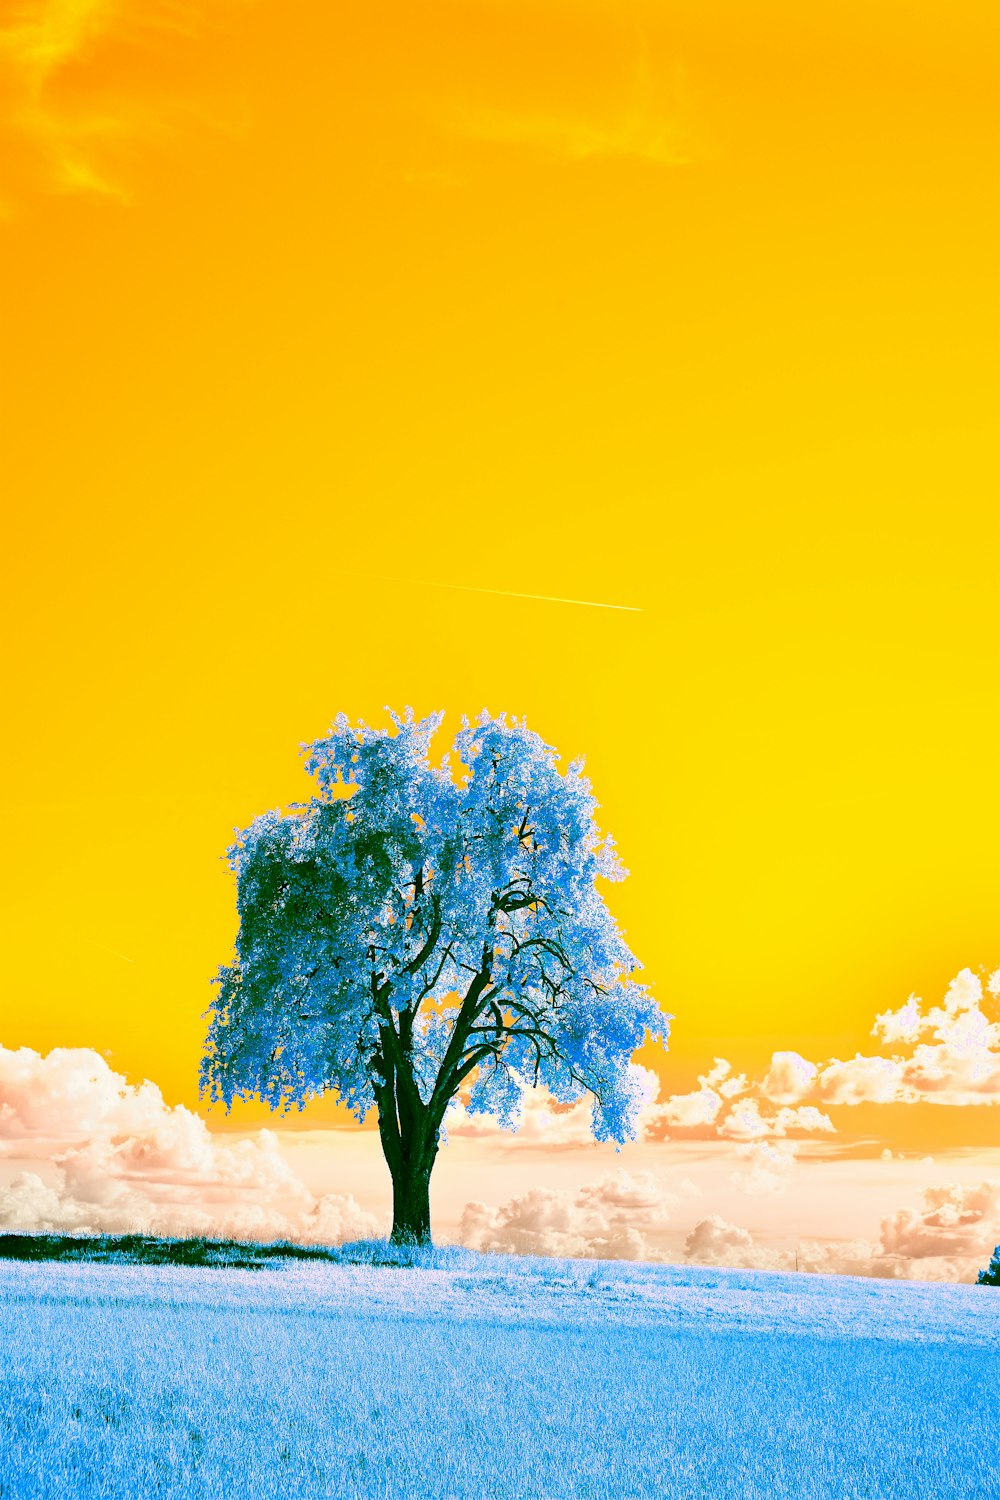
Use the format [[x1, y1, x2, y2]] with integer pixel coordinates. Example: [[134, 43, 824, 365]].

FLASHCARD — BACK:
[[1, 1244, 998, 1499]]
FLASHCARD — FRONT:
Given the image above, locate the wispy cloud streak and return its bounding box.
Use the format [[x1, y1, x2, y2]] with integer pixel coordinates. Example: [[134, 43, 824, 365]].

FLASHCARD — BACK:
[[437, 30, 703, 170], [0, 0, 243, 208]]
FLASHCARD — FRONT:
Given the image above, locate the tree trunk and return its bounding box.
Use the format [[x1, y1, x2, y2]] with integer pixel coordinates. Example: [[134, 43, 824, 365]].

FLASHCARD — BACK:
[[389, 1150, 436, 1246]]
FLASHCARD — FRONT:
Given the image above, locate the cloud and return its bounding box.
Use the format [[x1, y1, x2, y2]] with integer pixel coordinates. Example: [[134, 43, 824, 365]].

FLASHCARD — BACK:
[[459, 1167, 674, 1260], [444, 1086, 611, 1149], [0, 0, 245, 207], [653, 967, 1000, 1137], [684, 1215, 794, 1271], [0, 1043, 377, 1242], [451, 100, 692, 169], [444, 1065, 662, 1150], [812, 968, 1000, 1108], [814, 1054, 908, 1107], [438, 33, 701, 171], [644, 1058, 834, 1144], [443, 1057, 835, 1149], [445, 1059, 834, 1151], [685, 1175, 1000, 1283], [730, 1139, 798, 1195], [877, 1178, 1000, 1262], [716, 1099, 835, 1141], [644, 1085, 723, 1134], [443, 968, 1000, 1150], [758, 1051, 818, 1104]]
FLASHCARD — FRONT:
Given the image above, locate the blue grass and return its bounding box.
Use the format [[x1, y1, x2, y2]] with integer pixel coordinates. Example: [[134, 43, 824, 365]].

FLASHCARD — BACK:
[[1, 1248, 998, 1499]]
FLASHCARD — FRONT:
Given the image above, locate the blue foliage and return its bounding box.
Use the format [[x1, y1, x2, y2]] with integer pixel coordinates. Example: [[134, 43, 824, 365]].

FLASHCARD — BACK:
[[201, 709, 668, 1147], [977, 1246, 1000, 1285]]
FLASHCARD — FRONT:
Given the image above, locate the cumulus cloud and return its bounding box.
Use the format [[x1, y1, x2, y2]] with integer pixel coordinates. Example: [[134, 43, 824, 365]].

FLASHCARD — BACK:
[[645, 1058, 737, 1140], [683, 1214, 926, 1279], [459, 1168, 674, 1261], [716, 1099, 834, 1141], [644, 1057, 833, 1144], [643, 1085, 723, 1135], [684, 1215, 794, 1271], [445, 1057, 833, 1149], [814, 1054, 907, 1107], [877, 1179, 1000, 1263], [0, 1044, 377, 1243], [654, 967, 1000, 1138], [0, 0, 245, 208], [758, 1051, 818, 1105], [685, 1174, 1000, 1283], [812, 968, 1000, 1108]]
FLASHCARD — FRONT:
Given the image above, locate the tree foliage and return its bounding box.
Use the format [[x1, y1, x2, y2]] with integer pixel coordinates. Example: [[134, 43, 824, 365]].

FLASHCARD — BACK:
[[201, 709, 668, 1240], [977, 1247, 1000, 1286]]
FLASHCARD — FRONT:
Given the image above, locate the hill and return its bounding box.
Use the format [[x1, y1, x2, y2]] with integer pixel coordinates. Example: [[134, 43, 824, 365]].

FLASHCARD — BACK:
[[1, 1248, 997, 1498]]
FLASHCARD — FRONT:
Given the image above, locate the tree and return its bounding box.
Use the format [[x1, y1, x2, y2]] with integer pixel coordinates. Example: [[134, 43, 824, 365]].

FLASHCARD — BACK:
[[201, 709, 668, 1245], [977, 1247, 1000, 1285]]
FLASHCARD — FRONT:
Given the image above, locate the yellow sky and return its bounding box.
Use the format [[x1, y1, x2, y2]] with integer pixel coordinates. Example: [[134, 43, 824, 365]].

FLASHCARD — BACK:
[[1, 0, 999, 1154]]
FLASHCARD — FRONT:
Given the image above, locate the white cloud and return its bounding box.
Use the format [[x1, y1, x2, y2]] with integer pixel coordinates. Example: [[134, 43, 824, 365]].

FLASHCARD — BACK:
[[815, 1054, 908, 1107], [444, 1066, 662, 1150], [660, 968, 1000, 1125], [730, 1139, 798, 1195], [699, 1058, 747, 1097], [715, 1098, 773, 1140], [813, 968, 1000, 1108], [758, 1051, 818, 1105], [872, 995, 923, 1046], [684, 1215, 794, 1271], [444, 1086, 608, 1149], [684, 1175, 1000, 1283], [0, 1044, 377, 1243], [878, 1178, 1000, 1262], [715, 1098, 834, 1141], [459, 1168, 674, 1261], [643, 1086, 723, 1138], [643, 1052, 832, 1143]]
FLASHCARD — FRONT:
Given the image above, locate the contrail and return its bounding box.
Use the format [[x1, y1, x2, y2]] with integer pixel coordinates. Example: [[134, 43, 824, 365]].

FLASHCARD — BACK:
[[421, 580, 642, 612], [84, 937, 135, 965]]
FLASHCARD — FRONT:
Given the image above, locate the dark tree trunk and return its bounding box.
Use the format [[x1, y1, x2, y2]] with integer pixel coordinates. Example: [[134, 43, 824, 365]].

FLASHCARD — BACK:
[[375, 1094, 439, 1246], [389, 1150, 435, 1246]]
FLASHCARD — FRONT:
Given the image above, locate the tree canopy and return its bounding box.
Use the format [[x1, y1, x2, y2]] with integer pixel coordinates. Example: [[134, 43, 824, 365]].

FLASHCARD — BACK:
[[201, 709, 668, 1242]]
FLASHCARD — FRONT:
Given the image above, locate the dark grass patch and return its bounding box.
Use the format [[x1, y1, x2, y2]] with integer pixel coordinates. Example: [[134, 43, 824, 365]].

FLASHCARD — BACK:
[[0, 1233, 443, 1272], [0, 1233, 337, 1270]]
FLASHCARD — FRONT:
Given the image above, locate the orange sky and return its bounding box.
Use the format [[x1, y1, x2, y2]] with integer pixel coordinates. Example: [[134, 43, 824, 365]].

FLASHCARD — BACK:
[[2, 0, 999, 1157]]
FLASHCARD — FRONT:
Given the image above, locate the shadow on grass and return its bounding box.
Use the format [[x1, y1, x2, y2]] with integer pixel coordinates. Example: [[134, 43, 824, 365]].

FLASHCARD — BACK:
[[0, 1232, 338, 1270], [0, 1233, 470, 1272]]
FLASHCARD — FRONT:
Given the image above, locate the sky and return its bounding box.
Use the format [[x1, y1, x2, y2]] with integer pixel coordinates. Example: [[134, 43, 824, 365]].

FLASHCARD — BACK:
[[1, 0, 999, 1276]]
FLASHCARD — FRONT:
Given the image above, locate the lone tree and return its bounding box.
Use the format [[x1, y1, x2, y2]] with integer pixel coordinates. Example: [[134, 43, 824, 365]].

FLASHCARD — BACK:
[[201, 709, 668, 1245]]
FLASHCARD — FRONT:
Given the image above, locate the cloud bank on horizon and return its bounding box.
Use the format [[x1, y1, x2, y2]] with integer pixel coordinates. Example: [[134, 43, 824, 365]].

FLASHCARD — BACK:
[[459, 1168, 1000, 1284], [3, 969, 1000, 1279], [0, 1043, 375, 1243]]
